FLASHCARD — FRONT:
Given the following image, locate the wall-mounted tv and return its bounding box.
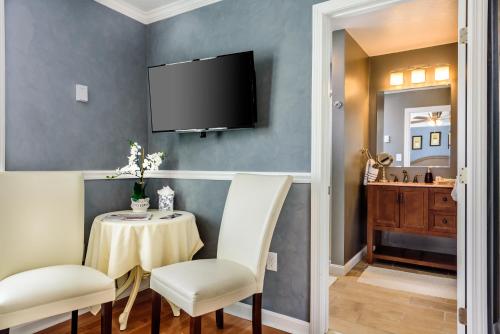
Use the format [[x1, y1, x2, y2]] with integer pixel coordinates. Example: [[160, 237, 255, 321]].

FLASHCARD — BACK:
[[148, 51, 257, 133]]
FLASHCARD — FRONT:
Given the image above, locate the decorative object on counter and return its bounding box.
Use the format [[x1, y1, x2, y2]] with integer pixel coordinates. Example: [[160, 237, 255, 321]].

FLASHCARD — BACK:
[[430, 131, 442, 146], [375, 152, 394, 183], [435, 176, 456, 186], [390, 174, 399, 182], [425, 168, 434, 184], [402, 169, 409, 183], [158, 186, 175, 213], [108, 141, 165, 213], [413, 174, 422, 183], [362, 148, 380, 185]]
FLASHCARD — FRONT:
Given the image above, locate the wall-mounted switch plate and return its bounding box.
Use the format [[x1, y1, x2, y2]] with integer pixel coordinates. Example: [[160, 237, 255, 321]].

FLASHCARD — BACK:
[[396, 153, 402, 162], [384, 135, 391, 143], [76, 84, 88, 103], [266, 252, 278, 271]]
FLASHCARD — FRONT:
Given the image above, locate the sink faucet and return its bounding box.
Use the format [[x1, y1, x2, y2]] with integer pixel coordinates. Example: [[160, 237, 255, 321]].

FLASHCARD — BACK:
[[402, 170, 409, 183]]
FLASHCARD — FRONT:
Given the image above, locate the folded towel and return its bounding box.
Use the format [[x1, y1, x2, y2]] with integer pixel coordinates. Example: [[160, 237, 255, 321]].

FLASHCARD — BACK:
[[364, 159, 379, 185], [451, 178, 458, 201]]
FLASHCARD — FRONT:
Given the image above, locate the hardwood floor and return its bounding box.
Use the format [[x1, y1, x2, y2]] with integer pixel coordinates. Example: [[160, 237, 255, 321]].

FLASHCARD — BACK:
[[329, 261, 457, 334], [37, 290, 285, 334]]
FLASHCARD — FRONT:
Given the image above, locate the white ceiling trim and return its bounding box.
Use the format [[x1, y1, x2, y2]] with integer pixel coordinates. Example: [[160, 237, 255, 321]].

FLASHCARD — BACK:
[[94, 0, 149, 23], [95, 0, 223, 25]]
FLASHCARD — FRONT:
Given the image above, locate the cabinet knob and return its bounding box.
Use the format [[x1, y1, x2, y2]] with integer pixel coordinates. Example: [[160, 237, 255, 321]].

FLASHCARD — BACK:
[[442, 218, 448, 224], [442, 196, 448, 202]]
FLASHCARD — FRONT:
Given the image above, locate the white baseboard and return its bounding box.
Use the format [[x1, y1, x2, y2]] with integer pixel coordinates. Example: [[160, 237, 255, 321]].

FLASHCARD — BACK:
[[224, 302, 310, 334], [10, 278, 150, 333], [329, 246, 367, 277]]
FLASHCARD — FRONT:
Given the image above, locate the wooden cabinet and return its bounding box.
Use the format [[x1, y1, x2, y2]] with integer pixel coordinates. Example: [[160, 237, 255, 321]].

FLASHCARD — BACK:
[[367, 183, 457, 271]]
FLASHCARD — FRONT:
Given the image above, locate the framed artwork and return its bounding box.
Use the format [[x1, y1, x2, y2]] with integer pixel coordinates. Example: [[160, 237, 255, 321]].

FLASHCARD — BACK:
[[412, 135, 423, 150], [430, 131, 442, 146]]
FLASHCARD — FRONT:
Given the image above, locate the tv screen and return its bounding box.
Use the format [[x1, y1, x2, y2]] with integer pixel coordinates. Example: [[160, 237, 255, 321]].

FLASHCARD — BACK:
[[148, 51, 257, 133]]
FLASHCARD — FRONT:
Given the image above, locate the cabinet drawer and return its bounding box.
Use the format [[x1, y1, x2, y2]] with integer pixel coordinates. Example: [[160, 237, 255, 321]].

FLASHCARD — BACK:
[[429, 212, 456, 235], [429, 189, 456, 211]]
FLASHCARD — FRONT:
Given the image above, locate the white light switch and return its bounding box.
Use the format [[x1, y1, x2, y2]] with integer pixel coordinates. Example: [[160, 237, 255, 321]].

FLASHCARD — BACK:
[[384, 135, 391, 143], [396, 153, 402, 162], [76, 84, 88, 103]]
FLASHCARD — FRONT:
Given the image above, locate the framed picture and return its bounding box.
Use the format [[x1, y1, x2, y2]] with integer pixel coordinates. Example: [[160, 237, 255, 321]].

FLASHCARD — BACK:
[[430, 131, 442, 146], [412, 135, 423, 150]]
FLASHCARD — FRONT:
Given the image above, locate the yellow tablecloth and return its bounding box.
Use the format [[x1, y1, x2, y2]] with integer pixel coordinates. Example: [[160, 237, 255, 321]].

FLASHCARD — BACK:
[[85, 210, 204, 279]]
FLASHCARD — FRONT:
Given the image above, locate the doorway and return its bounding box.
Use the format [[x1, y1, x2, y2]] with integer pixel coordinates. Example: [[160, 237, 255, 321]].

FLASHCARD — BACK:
[[310, 0, 489, 333]]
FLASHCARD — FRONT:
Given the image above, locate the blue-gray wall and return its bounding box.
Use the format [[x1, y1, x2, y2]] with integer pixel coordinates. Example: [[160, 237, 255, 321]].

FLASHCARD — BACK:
[[6, 0, 148, 170], [146, 0, 319, 321], [147, 0, 317, 172]]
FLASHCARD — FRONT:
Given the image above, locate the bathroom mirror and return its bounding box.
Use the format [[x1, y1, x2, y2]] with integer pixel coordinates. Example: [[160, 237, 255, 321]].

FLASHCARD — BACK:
[[376, 86, 452, 168]]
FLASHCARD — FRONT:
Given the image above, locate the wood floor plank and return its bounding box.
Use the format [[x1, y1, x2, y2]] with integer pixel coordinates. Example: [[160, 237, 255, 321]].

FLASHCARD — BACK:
[[37, 290, 285, 334]]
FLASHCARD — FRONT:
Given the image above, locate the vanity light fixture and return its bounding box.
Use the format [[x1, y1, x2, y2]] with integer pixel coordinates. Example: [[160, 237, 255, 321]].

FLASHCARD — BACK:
[[411, 69, 426, 84], [390, 72, 404, 86], [434, 65, 450, 81]]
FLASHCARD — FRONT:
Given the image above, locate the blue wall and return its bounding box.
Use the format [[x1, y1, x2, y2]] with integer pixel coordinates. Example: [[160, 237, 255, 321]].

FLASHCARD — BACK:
[[6, 0, 148, 170], [147, 0, 318, 172], [410, 126, 451, 162]]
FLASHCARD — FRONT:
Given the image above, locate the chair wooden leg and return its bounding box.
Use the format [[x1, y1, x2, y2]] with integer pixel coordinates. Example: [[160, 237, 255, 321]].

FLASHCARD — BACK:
[[71, 310, 78, 334], [190, 315, 201, 334], [151, 290, 162, 334], [101, 301, 112, 334], [252, 293, 262, 334], [216, 309, 224, 329], [0, 328, 9, 334]]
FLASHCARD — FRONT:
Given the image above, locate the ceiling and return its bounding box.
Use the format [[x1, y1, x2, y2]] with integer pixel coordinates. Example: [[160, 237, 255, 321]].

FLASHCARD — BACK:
[[120, 0, 179, 12], [331, 0, 458, 57]]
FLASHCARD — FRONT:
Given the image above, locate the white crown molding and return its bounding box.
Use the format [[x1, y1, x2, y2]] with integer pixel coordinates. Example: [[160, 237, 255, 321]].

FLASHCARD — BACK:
[[94, 0, 223, 25], [83, 170, 312, 184], [94, 0, 149, 24], [144, 0, 223, 24]]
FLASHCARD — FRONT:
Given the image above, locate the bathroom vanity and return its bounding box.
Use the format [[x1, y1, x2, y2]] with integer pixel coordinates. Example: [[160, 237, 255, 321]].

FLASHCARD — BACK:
[[366, 182, 457, 270]]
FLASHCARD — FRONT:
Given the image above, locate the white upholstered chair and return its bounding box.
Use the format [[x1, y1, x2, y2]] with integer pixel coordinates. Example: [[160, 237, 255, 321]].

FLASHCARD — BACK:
[[0, 172, 115, 334], [150, 174, 292, 334]]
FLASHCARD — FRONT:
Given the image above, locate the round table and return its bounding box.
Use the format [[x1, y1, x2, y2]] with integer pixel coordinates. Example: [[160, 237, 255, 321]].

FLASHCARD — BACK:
[[85, 210, 204, 330]]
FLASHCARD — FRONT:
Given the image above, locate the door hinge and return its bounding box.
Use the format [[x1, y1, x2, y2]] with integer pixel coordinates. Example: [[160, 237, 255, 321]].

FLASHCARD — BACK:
[[459, 27, 468, 44], [458, 307, 467, 326], [459, 167, 468, 184], [328, 186, 331, 195]]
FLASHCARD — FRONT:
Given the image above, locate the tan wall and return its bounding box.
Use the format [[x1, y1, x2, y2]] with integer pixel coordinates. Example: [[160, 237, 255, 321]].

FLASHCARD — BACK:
[[369, 43, 458, 179], [330, 30, 370, 265]]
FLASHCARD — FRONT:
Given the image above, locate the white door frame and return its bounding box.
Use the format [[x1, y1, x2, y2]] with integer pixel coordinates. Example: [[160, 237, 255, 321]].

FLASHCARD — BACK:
[[310, 1, 488, 334], [403, 105, 451, 167]]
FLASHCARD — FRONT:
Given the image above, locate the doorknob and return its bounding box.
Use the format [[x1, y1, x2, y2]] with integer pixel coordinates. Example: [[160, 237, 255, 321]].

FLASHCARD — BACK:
[[333, 101, 343, 109]]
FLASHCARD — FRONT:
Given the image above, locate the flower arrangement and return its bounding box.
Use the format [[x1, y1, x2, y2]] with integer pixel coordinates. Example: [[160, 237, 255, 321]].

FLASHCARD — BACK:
[[108, 141, 165, 202]]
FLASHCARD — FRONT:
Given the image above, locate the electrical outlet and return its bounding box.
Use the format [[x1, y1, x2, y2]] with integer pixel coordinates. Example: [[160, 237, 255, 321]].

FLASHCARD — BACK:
[[266, 252, 278, 271]]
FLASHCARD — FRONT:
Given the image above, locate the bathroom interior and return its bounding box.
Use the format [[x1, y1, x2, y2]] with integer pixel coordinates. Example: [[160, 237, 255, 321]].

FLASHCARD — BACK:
[[328, 0, 460, 333]]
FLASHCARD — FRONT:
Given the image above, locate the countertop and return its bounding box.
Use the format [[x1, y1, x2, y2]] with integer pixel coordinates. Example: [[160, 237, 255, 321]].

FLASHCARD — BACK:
[[366, 181, 455, 188]]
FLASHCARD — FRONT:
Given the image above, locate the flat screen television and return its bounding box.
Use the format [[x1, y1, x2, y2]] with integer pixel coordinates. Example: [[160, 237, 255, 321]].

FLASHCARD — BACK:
[[148, 51, 257, 133]]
